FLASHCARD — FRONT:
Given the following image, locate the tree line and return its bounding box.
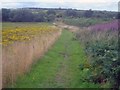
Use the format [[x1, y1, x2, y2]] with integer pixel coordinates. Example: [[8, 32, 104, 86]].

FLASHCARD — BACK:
[[2, 8, 118, 22]]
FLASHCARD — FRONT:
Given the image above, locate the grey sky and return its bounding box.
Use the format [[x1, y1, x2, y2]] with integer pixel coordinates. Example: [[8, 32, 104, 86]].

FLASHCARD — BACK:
[[1, 0, 120, 11]]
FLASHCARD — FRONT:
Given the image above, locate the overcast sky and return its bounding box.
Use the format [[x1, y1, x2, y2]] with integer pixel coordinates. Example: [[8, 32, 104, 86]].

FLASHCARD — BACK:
[[0, 0, 120, 11]]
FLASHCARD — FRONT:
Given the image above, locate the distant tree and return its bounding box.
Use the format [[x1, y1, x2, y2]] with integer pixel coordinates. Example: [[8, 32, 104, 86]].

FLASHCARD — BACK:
[[77, 11, 84, 18], [117, 12, 120, 19], [2, 8, 117, 22], [33, 13, 47, 22], [47, 14, 55, 22], [65, 9, 77, 17], [9, 10, 15, 21], [11, 9, 34, 22], [47, 10, 56, 15], [0, 10, 2, 22], [2, 9, 10, 21], [84, 9, 93, 18], [56, 13, 63, 18]]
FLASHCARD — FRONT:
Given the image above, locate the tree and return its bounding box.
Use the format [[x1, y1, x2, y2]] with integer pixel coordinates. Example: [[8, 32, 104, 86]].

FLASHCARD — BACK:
[[65, 9, 77, 17], [47, 14, 55, 22], [0, 10, 2, 22], [11, 9, 34, 22], [56, 13, 63, 18], [117, 12, 120, 19], [84, 9, 93, 18], [47, 9, 56, 15], [33, 13, 47, 22], [2, 9, 10, 21]]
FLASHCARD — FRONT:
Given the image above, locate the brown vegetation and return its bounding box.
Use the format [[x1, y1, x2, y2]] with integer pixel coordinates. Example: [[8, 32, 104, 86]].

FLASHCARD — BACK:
[[2, 29, 61, 87]]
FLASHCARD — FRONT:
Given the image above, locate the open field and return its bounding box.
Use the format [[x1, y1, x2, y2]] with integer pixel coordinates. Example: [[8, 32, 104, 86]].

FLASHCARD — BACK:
[[2, 22, 61, 87]]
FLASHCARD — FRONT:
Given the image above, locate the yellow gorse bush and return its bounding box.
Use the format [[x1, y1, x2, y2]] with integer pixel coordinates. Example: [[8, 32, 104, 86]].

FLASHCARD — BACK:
[[2, 23, 58, 46]]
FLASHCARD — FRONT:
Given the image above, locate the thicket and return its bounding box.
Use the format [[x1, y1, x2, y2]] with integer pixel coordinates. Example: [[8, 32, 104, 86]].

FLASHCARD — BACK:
[[76, 21, 119, 89]]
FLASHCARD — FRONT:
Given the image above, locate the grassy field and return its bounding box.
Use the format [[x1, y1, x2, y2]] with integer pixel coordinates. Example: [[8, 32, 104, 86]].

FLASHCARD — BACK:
[[10, 30, 100, 88]]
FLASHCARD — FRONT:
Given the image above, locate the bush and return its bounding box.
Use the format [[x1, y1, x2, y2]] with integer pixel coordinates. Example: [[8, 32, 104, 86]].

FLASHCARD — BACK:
[[76, 21, 119, 88]]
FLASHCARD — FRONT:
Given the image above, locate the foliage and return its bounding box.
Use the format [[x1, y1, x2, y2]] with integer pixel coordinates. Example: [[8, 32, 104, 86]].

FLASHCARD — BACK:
[[2, 9, 56, 22], [76, 20, 119, 89], [65, 9, 77, 17], [47, 9, 56, 15], [84, 9, 93, 18], [10, 9, 34, 22], [2, 8, 117, 22], [2, 9, 11, 21]]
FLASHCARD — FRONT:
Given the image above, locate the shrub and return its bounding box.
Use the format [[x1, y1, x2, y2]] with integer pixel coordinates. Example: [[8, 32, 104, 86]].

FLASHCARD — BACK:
[[76, 20, 119, 88]]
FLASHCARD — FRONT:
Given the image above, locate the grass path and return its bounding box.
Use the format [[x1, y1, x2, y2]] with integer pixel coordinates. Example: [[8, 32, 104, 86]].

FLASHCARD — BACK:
[[11, 29, 100, 88]]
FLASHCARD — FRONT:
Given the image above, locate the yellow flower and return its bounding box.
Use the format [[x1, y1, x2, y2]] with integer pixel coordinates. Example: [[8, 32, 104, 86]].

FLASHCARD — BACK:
[[2, 23, 59, 46]]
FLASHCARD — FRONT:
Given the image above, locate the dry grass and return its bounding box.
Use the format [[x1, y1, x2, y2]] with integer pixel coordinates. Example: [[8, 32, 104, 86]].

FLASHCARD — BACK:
[[2, 23, 62, 87]]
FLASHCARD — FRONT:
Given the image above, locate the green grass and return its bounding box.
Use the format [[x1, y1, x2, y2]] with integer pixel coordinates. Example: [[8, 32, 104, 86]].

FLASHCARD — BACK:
[[11, 29, 100, 88]]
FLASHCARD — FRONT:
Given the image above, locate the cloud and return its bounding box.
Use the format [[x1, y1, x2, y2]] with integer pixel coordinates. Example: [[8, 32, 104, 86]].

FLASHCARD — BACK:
[[1, 0, 119, 11], [1, 0, 119, 3]]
